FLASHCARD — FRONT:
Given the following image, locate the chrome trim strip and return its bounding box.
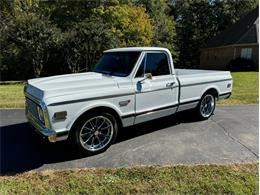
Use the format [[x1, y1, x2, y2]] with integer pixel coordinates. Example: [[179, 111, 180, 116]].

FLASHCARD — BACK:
[[136, 104, 178, 116], [182, 79, 232, 87], [25, 92, 41, 104], [121, 104, 178, 119], [121, 99, 200, 119], [176, 101, 199, 112], [179, 99, 200, 105], [48, 92, 135, 106], [219, 92, 232, 99], [219, 92, 232, 96], [40, 101, 51, 129], [136, 86, 178, 94]]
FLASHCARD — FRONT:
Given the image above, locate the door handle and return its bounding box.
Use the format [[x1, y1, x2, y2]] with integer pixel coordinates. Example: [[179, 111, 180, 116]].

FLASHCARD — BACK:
[[166, 82, 175, 88]]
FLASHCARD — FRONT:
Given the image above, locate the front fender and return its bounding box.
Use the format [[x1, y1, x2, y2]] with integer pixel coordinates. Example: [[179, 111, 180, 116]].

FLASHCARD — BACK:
[[66, 101, 123, 131]]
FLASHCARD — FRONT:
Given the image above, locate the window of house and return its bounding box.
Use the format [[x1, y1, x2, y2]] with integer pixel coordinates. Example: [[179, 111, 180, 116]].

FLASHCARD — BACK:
[[136, 52, 170, 77], [241, 48, 252, 59]]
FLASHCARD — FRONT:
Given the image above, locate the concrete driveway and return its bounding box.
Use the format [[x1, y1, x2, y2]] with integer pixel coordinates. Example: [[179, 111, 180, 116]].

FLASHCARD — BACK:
[[0, 105, 258, 174]]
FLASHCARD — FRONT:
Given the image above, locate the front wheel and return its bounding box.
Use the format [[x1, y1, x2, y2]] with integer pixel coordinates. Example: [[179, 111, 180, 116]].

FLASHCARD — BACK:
[[71, 112, 118, 155], [196, 93, 216, 120]]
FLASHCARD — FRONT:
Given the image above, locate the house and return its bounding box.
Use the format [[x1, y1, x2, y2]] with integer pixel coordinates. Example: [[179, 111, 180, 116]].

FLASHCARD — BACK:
[[200, 7, 259, 70]]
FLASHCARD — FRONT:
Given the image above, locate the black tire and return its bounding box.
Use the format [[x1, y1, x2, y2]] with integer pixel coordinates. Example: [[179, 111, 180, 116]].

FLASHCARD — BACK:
[[70, 112, 118, 155], [196, 93, 216, 120]]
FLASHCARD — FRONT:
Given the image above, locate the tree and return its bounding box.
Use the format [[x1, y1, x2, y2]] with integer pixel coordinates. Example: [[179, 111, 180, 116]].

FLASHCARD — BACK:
[[62, 32, 82, 73], [38, 0, 121, 31], [7, 14, 60, 77], [0, 0, 39, 18], [62, 17, 117, 72], [94, 4, 154, 47]]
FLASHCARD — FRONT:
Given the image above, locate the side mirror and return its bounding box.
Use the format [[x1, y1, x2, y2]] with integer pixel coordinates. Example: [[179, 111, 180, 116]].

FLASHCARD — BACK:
[[145, 73, 152, 80], [139, 73, 152, 83]]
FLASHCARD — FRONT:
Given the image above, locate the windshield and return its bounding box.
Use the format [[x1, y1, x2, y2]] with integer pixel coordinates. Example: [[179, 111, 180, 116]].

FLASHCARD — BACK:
[[94, 51, 141, 77]]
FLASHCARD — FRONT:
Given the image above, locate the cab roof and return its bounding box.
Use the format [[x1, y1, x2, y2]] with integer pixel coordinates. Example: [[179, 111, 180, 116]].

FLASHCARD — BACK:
[[105, 47, 170, 53]]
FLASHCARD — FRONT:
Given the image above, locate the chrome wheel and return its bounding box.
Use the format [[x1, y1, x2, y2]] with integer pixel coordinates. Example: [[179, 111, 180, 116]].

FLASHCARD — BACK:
[[79, 116, 114, 152], [200, 94, 215, 118]]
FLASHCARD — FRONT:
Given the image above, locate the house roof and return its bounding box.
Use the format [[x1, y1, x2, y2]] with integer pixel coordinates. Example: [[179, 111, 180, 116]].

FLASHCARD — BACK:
[[204, 7, 259, 48]]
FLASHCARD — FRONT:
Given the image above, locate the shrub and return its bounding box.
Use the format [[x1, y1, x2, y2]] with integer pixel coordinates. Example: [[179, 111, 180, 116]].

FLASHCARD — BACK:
[[227, 58, 257, 72]]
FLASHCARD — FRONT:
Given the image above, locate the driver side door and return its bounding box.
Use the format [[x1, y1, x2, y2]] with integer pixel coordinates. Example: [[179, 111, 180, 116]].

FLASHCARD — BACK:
[[133, 51, 179, 124]]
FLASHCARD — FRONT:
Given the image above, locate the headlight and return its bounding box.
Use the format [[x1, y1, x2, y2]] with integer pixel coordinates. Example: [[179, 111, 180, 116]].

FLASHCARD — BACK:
[[37, 106, 45, 124]]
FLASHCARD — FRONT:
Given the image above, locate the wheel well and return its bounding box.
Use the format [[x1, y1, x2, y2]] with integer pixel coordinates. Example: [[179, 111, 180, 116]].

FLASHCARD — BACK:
[[70, 106, 123, 133], [203, 88, 219, 98]]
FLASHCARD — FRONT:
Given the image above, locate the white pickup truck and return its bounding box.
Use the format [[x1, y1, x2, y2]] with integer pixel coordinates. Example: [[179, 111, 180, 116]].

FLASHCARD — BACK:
[[25, 47, 232, 155]]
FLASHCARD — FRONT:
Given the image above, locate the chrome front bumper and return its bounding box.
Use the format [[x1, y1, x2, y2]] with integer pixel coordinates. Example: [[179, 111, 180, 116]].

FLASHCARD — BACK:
[[25, 92, 58, 142], [26, 111, 57, 142]]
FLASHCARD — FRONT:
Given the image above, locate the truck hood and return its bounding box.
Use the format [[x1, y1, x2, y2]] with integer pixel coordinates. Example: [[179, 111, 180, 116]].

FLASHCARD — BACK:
[[26, 72, 119, 100]]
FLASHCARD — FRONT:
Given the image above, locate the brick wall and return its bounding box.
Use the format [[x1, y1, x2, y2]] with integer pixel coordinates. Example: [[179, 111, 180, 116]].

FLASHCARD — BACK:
[[200, 45, 259, 70]]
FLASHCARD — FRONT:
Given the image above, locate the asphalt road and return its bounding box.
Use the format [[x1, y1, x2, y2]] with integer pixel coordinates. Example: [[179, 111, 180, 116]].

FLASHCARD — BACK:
[[0, 105, 258, 174]]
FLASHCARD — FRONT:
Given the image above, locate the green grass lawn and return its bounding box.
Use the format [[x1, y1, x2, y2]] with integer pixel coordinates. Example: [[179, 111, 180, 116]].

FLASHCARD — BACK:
[[0, 163, 258, 194], [218, 72, 259, 105], [0, 72, 258, 108], [0, 83, 25, 108]]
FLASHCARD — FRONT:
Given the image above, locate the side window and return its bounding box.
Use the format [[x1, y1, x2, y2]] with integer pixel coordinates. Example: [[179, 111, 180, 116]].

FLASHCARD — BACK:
[[145, 53, 170, 76], [135, 57, 145, 77]]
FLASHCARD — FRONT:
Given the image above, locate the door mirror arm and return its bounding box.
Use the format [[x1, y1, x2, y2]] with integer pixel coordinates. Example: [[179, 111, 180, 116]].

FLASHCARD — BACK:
[[138, 73, 152, 83]]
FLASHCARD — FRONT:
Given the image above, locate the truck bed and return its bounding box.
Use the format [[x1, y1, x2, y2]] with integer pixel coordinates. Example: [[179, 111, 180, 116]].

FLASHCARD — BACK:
[[175, 69, 230, 77], [175, 69, 232, 107], [175, 69, 231, 84]]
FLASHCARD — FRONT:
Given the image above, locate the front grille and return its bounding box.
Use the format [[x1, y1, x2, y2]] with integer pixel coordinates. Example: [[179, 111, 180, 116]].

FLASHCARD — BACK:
[[26, 98, 41, 122]]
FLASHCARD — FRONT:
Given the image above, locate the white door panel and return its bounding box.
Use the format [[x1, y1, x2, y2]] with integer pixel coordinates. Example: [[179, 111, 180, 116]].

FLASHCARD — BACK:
[[132, 51, 179, 124], [134, 75, 178, 124]]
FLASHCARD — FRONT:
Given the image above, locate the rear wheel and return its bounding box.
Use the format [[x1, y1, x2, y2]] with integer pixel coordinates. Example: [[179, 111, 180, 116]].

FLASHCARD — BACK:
[[196, 93, 216, 120], [71, 112, 118, 155]]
